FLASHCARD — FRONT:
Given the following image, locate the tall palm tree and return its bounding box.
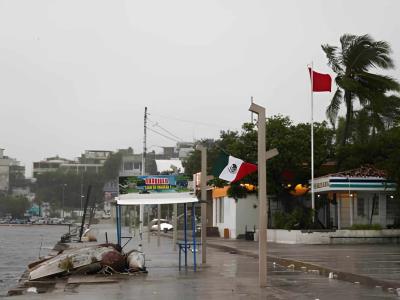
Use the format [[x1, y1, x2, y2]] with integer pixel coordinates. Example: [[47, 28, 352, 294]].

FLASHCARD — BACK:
[[322, 34, 400, 146]]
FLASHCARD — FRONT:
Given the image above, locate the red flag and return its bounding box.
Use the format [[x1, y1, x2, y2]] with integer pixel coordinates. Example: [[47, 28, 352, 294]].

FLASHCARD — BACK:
[[308, 68, 332, 92]]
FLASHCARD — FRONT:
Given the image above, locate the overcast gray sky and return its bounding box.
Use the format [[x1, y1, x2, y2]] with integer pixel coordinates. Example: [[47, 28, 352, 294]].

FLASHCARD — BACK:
[[1, 0, 399, 176]]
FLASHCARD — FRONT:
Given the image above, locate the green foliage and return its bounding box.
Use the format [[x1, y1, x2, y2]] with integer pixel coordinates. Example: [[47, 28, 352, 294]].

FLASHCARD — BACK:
[[350, 224, 382, 230], [34, 171, 104, 209], [266, 116, 334, 195], [0, 195, 30, 218], [273, 208, 313, 230], [102, 151, 123, 181], [184, 115, 334, 199], [227, 183, 249, 200]]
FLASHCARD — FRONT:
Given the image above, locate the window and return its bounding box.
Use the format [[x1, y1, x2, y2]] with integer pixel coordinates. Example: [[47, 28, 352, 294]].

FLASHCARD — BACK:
[[134, 162, 141, 170], [216, 198, 224, 223], [219, 198, 224, 223], [124, 162, 133, 170], [357, 198, 365, 217], [372, 194, 379, 215], [387, 195, 400, 218]]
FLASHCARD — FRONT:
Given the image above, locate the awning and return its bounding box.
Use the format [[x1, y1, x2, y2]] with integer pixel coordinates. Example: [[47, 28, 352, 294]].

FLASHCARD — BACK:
[[116, 192, 198, 205]]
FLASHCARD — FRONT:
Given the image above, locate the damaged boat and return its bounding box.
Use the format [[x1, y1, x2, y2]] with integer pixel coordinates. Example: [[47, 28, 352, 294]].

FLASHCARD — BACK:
[[28, 243, 144, 281]]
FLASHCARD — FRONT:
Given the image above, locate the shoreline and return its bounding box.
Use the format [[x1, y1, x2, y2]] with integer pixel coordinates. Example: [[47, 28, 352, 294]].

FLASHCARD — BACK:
[[0, 224, 71, 227]]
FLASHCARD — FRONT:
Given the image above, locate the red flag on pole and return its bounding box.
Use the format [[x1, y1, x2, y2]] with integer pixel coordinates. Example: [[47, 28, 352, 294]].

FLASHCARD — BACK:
[[308, 68, 332, 92]]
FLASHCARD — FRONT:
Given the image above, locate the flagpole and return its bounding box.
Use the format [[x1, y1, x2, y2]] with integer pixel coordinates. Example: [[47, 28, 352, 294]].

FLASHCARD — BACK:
[[310, 62, 315, 223]]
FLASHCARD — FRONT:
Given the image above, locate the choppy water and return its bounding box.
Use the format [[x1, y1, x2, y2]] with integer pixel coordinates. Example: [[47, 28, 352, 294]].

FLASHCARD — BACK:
[[0, 225, 68, 296]]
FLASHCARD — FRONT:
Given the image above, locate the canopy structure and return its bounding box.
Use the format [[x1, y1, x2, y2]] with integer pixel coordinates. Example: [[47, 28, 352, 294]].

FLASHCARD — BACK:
[[116, 192, 198, 205], [114, 191, 199, 271]]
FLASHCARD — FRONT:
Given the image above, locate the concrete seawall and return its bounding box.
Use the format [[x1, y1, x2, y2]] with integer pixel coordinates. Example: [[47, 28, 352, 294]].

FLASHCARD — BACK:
[[266, 229, 400, 244]]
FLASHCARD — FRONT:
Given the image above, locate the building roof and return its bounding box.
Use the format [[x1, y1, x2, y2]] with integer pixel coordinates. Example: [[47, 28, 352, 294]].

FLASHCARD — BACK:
[[155, 159, 184, 173], [116, 192, 197, 205], [312, 165, 395, 193], [316, 165, 387, 180]]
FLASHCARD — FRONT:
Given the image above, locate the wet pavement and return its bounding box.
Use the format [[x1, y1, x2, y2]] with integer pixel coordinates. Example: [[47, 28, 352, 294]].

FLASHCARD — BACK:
[[206, 238, 400, 285], [8, 231, 400, 299]]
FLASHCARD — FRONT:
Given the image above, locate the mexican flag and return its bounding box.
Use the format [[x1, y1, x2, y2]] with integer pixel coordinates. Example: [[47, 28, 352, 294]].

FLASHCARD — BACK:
[[212, 153, 257, 183]]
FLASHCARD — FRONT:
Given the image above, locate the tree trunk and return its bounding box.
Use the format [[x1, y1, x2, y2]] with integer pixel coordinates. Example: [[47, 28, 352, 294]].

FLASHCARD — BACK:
[[341, 91, 353, 146]]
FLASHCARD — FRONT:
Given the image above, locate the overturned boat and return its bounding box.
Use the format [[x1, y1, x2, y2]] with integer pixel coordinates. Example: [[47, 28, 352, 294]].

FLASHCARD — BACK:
[[28, 244, 125, 281]]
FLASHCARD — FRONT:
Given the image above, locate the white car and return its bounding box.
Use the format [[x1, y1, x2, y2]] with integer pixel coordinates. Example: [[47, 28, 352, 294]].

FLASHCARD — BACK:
[[150, 219, 173, 233]]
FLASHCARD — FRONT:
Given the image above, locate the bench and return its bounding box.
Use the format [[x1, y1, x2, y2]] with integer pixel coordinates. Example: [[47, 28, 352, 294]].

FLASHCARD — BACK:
[[177, 241, 201, 270]]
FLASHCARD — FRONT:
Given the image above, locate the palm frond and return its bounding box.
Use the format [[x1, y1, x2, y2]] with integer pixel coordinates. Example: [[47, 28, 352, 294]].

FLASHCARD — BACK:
[[356, 72, 400, 92], [337, 76, 362, 93], [326, 88, 343, 126], [340, 34, 357, 66], [345, 34, 394, 72], [321, 44, 343, 73], [370, 40, 394, 69]]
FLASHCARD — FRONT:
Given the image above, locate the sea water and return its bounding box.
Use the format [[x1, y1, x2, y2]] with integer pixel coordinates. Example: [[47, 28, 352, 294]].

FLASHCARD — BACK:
[[0, 225, 67, 296]]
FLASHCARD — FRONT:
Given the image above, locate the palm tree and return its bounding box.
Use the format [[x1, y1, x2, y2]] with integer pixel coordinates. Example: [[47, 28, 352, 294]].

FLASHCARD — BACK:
[[322, 34, 400, 146]]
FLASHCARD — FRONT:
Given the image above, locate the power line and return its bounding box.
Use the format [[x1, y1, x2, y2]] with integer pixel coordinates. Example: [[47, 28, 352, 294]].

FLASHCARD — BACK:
[[148, 112, 228, 128], [154, 123, 183, 141], [146, 126, 181, 143], [147, 116, 184, 142]]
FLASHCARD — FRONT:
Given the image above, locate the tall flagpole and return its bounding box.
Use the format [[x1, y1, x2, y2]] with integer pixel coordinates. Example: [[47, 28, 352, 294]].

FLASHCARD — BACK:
[[310, 62, 315, 222]]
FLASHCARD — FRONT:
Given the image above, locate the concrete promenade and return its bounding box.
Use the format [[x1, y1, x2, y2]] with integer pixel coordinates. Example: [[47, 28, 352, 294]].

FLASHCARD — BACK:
[[9, 234, 399, 299], [207, 237, 400, 290]]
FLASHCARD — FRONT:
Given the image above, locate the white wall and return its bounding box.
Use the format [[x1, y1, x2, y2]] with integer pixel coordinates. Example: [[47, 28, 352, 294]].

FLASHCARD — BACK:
[[213, 197, 237, 238], [236, 194, 259, 238], [267, 229, 400, 244], [351, 192, 389, 227], [211, 194, 260, 239]]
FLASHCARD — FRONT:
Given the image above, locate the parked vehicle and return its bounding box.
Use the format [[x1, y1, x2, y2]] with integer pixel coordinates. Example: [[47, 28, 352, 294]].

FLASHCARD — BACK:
[[149, 219, 173, 233]]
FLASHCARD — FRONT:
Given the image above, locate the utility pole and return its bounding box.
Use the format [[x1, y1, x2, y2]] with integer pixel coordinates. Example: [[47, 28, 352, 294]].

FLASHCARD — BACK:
[[250, 96, 254, 124], [195, 145, 207, 264], [80, 172, 83, 217], [141, 106, 147, 240], [249, 102, 267, 287]]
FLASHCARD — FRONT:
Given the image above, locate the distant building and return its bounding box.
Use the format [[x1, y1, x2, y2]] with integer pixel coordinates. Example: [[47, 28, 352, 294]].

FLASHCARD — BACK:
[[0, 148, 11, 192], [79, 150, 112, 164], [33, 150, 113, 177], [155, 159, 184, 174], [33, 156, 72, 177], [59, 150, 112, 174], [0, 148, 28, 194], [152, 142, 194, 161], [119, 148, 142, 177], [176, 142, 194, 160]]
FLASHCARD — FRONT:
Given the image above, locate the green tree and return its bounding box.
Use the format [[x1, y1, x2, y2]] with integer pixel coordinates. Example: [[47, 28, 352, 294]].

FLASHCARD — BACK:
[[322, 34, 400, 146], [0, 195, 30, 218], [184, 116, 334, 197], [102, 151, 123, 181]]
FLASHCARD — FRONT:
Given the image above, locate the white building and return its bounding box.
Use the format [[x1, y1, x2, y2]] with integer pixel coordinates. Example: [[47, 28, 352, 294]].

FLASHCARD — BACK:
[[119, 152, 142, 177], [155, 159, 184, 174], [212, 186, 259, 239], [33, 156, 72, 177], [312, 166, 399, 229]]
